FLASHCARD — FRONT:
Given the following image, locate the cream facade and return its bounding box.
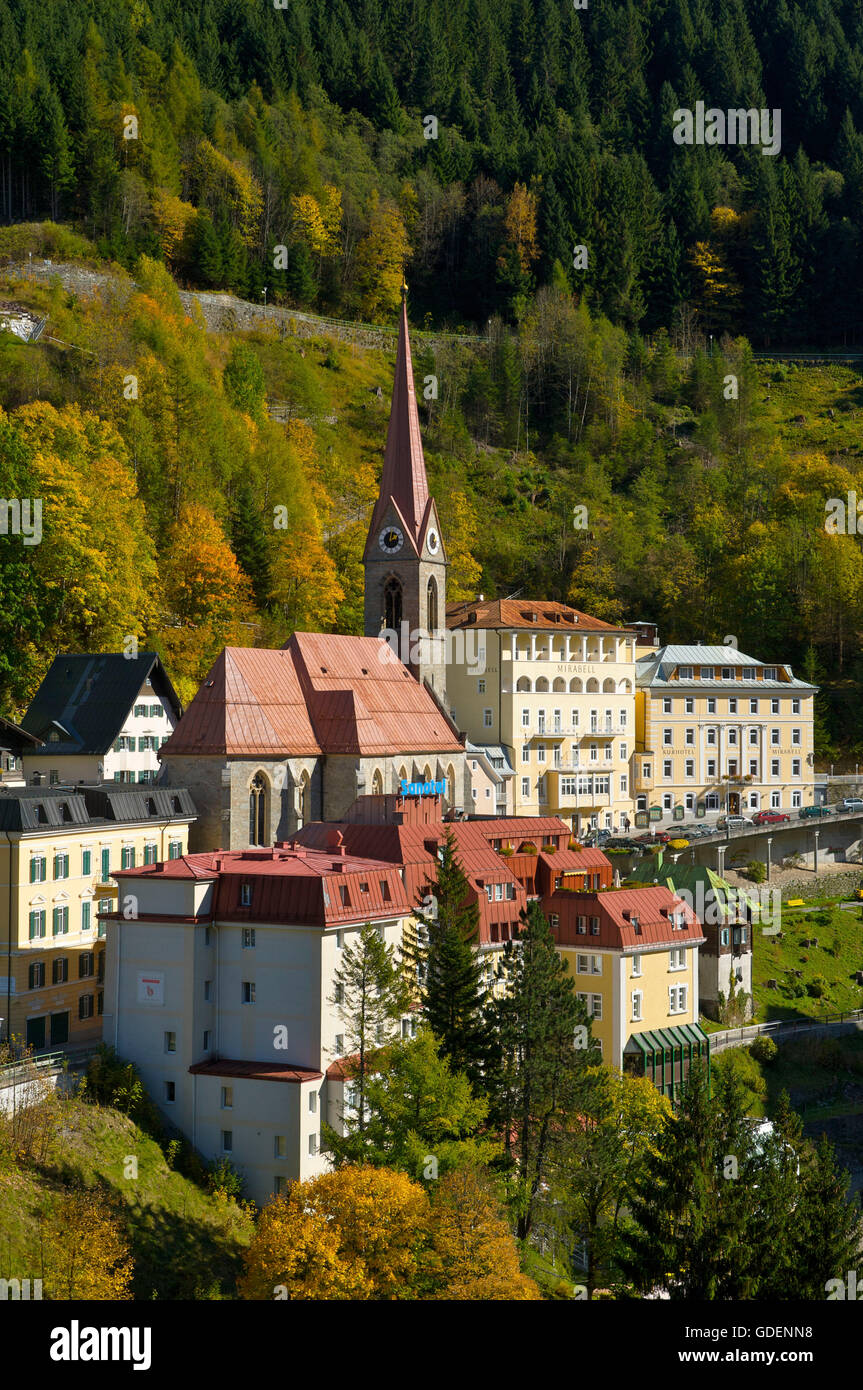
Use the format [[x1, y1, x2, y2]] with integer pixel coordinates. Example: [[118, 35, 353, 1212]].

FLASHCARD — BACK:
[[634, 645, 817, 820], [0, 786, 194, 1050], [447, 601, 638, 834]]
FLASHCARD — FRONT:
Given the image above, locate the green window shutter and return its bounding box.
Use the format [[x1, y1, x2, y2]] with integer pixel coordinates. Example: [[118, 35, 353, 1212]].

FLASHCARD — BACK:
[[29, 910, 37, 940], [52, 907, 60, 936], [82, 901, 91, 932], [29, 858, 37, 883], [101, 847, 110, 879], [82, 850, 91, 875]]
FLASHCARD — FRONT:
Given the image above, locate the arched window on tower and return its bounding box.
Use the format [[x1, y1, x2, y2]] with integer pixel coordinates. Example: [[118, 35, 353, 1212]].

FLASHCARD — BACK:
[[384, 576, 403, 631], [427, 576, 438, 632], [249, 773, 268, 846]]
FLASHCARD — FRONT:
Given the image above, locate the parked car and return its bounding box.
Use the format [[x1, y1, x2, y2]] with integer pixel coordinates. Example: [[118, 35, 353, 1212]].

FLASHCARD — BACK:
[[718, 814, 754, 828], [840, 797, 863, 810], [753, 810, 791, 824], [634, 829, 671, 844], [799, 804, 832, 818]]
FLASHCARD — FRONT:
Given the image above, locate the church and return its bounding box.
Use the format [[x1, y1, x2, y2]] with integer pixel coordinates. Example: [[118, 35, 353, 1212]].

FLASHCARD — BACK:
[[160, 290, 470, 851]]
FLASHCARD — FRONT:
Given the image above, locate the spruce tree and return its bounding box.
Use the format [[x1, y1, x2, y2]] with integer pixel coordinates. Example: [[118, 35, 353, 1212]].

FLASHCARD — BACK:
[[410, 833, 488, 1090], [486, 899, 597, 1240]]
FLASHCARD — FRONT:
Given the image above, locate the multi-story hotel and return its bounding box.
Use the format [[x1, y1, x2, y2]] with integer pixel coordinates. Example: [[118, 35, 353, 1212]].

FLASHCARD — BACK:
[[0, 784, 195, 1050], [549, 885, 708, 1099], [446, 599, 638, 835], [634, 643, 817, 820]]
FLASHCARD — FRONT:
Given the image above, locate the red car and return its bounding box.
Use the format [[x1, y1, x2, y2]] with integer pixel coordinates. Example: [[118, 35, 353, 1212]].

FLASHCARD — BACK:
[[753, 810, 790, 824], [634, 829, 671, 843]]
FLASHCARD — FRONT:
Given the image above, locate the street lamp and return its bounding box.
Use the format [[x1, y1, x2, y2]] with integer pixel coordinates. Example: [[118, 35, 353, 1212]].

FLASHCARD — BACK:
[[262, 287, 268, 317]]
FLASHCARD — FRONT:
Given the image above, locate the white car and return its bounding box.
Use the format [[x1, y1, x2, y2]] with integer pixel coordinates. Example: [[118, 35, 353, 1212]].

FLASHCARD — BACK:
[[719, 814, 754, 828], [841, 797, 863, 810]]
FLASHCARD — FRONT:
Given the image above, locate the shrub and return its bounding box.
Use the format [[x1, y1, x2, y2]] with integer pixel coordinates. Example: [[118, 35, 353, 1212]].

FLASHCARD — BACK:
[[499, 846, 514, 857], [807, 975, 829, 998], [746, 860, 767, 884], [749, 1035, 778, 1064], [520, 844, 538, 855], [208, 1156, 244, 1200], [668, 839, 689, 850]]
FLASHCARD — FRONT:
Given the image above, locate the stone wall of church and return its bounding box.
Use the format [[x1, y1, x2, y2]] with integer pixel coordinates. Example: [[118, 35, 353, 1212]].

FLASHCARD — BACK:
[[159, 754, 226, 852]]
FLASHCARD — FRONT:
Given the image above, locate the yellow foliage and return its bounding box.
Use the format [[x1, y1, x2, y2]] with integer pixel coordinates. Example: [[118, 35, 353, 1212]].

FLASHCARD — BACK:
[[353, 197, 410, 320], [291, 185, 342, 257], [194, 137, 263, 245], [41, 1189, 134, 1300], [426, 1168, 541, 1300], [151, 188, 197, 262], [498, 182, 540, 277]]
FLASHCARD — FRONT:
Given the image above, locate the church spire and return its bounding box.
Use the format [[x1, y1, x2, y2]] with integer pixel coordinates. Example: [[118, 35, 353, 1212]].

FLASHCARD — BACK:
[[366, 283, 429, 549]]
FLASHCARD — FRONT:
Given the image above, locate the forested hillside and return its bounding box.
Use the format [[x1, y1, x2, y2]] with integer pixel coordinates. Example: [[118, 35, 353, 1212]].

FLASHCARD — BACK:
[[2, 240, 863, 755], [3, 0, 863, 342]]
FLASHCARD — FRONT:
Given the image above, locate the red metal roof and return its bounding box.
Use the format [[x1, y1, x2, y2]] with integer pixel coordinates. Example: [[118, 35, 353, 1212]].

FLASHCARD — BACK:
[[160, 632, 462, 758], [549, 887, 707, 950]]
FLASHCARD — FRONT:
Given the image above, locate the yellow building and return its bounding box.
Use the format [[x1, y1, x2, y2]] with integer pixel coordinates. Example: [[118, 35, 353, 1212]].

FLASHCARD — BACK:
[[0, 785, 194, 1050], [549, 885, 708, 1099], [446, 599, 639, 835], [634, 643, 817, 821]]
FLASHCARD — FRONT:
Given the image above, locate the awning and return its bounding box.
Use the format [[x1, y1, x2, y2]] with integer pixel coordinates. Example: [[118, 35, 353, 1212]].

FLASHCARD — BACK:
[[624, 1022, 709, 1055]]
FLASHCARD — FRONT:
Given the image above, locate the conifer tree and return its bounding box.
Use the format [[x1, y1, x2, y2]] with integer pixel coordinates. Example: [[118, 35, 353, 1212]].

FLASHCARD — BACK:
[[410, 833, 488, 1089]]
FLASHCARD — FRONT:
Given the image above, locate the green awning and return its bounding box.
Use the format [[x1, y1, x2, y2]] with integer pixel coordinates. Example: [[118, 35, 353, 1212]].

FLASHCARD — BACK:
[[624, 1022, 709, 1055]]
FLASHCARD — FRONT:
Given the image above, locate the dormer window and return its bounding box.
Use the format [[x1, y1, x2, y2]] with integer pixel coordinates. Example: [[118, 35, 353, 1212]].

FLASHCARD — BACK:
[[240, 883, 252, 906], [48, 730, 60, 743]]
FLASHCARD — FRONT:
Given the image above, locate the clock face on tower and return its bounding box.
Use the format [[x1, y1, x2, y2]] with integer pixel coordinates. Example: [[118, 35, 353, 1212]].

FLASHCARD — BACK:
[[427, 528, 440, 555], [379, 524, 404, 554]]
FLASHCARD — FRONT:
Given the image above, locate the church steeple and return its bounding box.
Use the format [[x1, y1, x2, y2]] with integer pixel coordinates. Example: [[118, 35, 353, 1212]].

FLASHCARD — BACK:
[[363, 285, 448, 705], [364, 283, 430, 554]]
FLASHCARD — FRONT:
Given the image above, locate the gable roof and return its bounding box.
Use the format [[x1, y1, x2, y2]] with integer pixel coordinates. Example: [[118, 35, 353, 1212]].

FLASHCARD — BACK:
[[160, 633, 463, 759], [550, 886, 706, 951], [21, 653, 181, 757]]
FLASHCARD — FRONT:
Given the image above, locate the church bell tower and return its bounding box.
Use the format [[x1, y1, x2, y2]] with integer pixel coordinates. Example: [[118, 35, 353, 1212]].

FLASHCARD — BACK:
[[363, 284, 448, 705]]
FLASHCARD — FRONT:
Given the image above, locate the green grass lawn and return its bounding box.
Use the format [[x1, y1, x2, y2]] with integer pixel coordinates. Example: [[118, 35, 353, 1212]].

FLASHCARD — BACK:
[[751, 898, 863, 1023], [714, 1031, 863, 1126], [0, 1098, 252, 1299]]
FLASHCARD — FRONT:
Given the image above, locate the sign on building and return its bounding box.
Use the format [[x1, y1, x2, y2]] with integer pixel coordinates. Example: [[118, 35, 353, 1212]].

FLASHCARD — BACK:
[[136, 972, 164, 1005]]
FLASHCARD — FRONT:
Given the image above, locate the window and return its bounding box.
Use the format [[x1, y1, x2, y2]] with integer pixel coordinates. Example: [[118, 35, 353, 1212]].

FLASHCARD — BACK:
[[274, 1135, 287, 1158], [143, 843, 157, 865], [483, 707, 493, 728], [78, 952, 94, 979], [78, 994, 94, 1020], [669, 985, 688, 1015], [770, 728, 780, 746], [168, 840, 182, 860], [82, 849, 92, 876], [29, 909, 46, 940], [29, 855, 46, 883], [204, 979, 212, 1002], [521, 708, 530, 728], [669, 947, 686, 970], [590, 916, 600, 936], [706, 728, 716, 746], [53, 853, 69, 879], [685, 759, 694, 778], [52, 906, 69, 936], [684, 728, 694, 746], [309, 1091, 317, 1114], [700, 667, 714, 680], [706, 759, 716, 778], [792, 728, 801, 746], [165, 1081, 175, 1103], [221, 1131, 233, 1154], [134, 703, 147, 716], [29, 961, 45, 989], [792, 698, 801, 714], [589, 994, 602, 1020], [101, 847, 110, 880], [749, 728, 758, 746], [620, 775, 628, 793], [749, 759, 758, 776], [707, 696, 716, 714], [521, 745, 530, 763], [97, 990, 104, 1016], [97, 902, 110, 935], [242, 927, 256, 948], [728, 728, 737, 746], [642, 763, 651, 779], [792, 759, 801, 778], [749, 698, 758, 713], [521, 777, 530, 798], [221, 1086, 233, 1109], [165, 1032, 176, 1053], [662, 697, 672, 713], [679, 666, 693, 679], [792, 790, 802, 807], [632, 991, 642, 1022], [721, 928, 730, 948], [620, 742, 627, 760], [477, 679, 486, 694], [576, 953, 590, 973], [728, 697, 738, 713], [576, 916, 586, 935], [771, 698, 780, 714], [120, 846, 135, 869], [771, 791, 781, 808], [203, 1030, 211, 1050], [242, 981, 255, 1004], [663, 760, 672, 779], [631, 954, 642, 977], [663, 728, 672, 746], [537, 745, 546, 763], [52, 957, 68, 984], [150, 704, 162, 717], [309, 1134, 318, 1156]]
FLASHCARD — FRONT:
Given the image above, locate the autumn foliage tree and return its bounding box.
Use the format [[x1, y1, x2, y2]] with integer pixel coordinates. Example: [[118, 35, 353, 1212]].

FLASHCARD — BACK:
[[41, 1188, 134, 1300]]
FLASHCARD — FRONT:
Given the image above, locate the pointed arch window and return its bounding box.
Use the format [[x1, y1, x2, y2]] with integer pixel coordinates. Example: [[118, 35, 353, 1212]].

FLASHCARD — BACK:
[[426, 576, 438, 633], [384, 576, 403, 630], [249, 773, 268, 846]]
